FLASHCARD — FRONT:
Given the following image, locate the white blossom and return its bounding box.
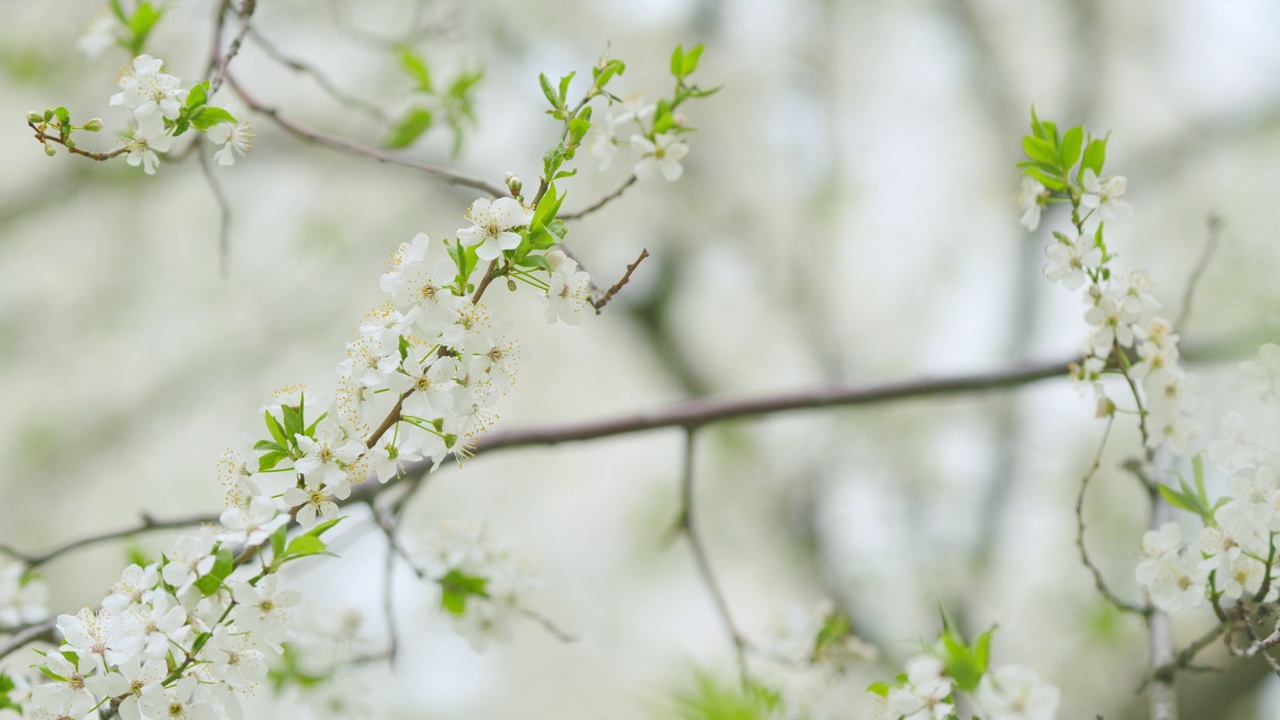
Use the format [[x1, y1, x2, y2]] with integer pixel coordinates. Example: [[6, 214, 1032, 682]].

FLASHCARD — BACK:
[[976, 664, 1060, 720], [1080, 168, 1132, 221], [631, 132, 689, 181], [457, 197, 526, 261]]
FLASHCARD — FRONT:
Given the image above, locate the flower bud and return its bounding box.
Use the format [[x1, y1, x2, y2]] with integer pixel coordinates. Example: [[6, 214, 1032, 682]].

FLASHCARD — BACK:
[[1095, 396, 1116, 418], [507, 278, 517, 292], [26, 111, 42, 124], [83, 118, 104, 132], [64, 138, 76, 149], [42, 108, 54, 122], [504, 171, 523, 196], [44, 145, 57, 157]]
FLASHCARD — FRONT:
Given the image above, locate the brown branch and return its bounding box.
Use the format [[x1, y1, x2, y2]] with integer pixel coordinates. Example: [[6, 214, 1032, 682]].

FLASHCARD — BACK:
[[246, 27, 391, 124], [676, 428, 748, 689], [209, 0, 257, 96], [0, 513, 217, 570], [560, 174, 637, 221], [1175, 214, 1223, 333], [28, 122, 128, 162], [223, 72, 506, 197], [0, 621, 56, 662], [593, 248, 649, 313], [1152, 621, 1229, 683], [1076, 416, 1152, 615], [197, 142, 234, 278]]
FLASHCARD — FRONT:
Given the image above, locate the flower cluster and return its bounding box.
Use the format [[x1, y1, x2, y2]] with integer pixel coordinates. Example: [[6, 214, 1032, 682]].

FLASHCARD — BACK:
[[417, 520, 538, 652], [1133, 345, 1280, 615], [1020, 113, 1198, 452], [30, 530, 295, 720], [870, 625, 1059, 720]]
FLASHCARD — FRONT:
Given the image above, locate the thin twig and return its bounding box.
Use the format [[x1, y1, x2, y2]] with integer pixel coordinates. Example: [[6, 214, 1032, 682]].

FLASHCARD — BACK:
[[0, 513, 217, 569], [0, 621, 56, 662], [204, 0, 232, 79], [381, 524, 400, 668], [1076, 416, 1152, 615], [197, 141, 234, 278], [209, 0, 257, 96], [1152, 622, 1229, 682], [224, 72, 506, 196], [246, 28, 391, 124], [1146, 446, 1179, 720], [592, 248, 649, 313], [560, 174, 637, 221], [28, 122, 128, 161], [1175, 214, 1223, 333], [676, 428, 749, 689]]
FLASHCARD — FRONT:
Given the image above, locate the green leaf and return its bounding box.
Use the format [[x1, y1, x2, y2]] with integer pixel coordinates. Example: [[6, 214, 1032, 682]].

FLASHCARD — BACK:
[[108, 0, 128, 24], [186, 81, 209, 110], [671, 44, 686, 76], [0, 671, 19, 712], [281, 404, 304, 441], [384, 108, 434, 149], [557, 72, 575, 107], [258, 451, 287, 472], [269, 525, 287, 559], [54, 107, 70, 127], [539, 72, 560, 110], [1029, 105, 1045, 140], [1024, 167, 1066, 191], [399, 46, 432, 92], [1081, 137, 1107, 177], [37, 664, 67, 683], [301, 516, 344, 539], [866, 681, 891, 698], [814, 611, 852, 657], [283, 535, 327, 558], [681, 44, 705, 77], [439, 568, 489, 615], [127, 3, 162, 54], [1022, 136, 1059, 167], [398, 334, 410, 363], [1059, 126, 1083, 171], [1193, 454, 1207, 501], [195, 547, 234, 596], [592, 59, 626, 89], [264, 411, 290, 450], [1157, 483, 1201, 517], [192, 106, 238, 131]]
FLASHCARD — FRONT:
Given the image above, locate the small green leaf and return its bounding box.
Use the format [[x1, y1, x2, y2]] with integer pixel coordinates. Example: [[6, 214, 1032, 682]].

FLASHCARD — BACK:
[[269, 525, 287, 559], [866, 681, 891, 698], [1022, 136, 1059, 167], [281, 404, 304, 441], [283, 535, 326, 558], [1024, 167, 1066, 191], [258, 451, 287, 472], [1059, 126, 1083, 171], [1157, 483, 1201, 517], [186, 81, 209, 110], [670, 44, 686, 76], [539, 73, 560, 110], [192, 106, 238, 131], [264, 411, 290, 450], [399, 46, 432, 92], [397, 334, 410, 363], [557, 72, 575, 106], [681, 44, 705, 77], [1081, 137, 1107, 177], [384, 108, 434, 149], [0, 671, 19, 712], [301, 516, 344, 539], [439, 568, 489, 615], [127, 3, 162, 54]]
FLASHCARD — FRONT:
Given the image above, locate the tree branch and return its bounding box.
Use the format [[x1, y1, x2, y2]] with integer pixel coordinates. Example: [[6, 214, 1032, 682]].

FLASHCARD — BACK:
[[0, 513, 217, 570], [560, 174, 637, 221], [223, 72, 506, 197], [1076, 416, 1153, 615], [676, 428, 748, 689], [592, 248, 649, 313], [1175, 214, 1223, 333]]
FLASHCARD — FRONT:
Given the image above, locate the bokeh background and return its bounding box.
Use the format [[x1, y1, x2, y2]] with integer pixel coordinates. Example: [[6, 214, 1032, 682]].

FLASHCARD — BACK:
[[2, 0, 1280, 717]]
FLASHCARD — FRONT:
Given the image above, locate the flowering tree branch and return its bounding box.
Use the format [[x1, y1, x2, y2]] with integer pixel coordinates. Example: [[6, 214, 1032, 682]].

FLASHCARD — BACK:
[[560, 174, 638, 221], [592, 248, 649, 312]]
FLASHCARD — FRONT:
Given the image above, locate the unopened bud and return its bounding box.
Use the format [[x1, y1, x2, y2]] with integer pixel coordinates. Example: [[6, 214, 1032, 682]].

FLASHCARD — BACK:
[[506, 278, 517, 292], [64, 138, 76, 149], [1095, 396, 1116, 418], [83, 118, 103, 132], [43, 145, 56, 157], [42, 108, 54, 122], [504, 171, 523, 196], [26, 111, 42, 124]]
